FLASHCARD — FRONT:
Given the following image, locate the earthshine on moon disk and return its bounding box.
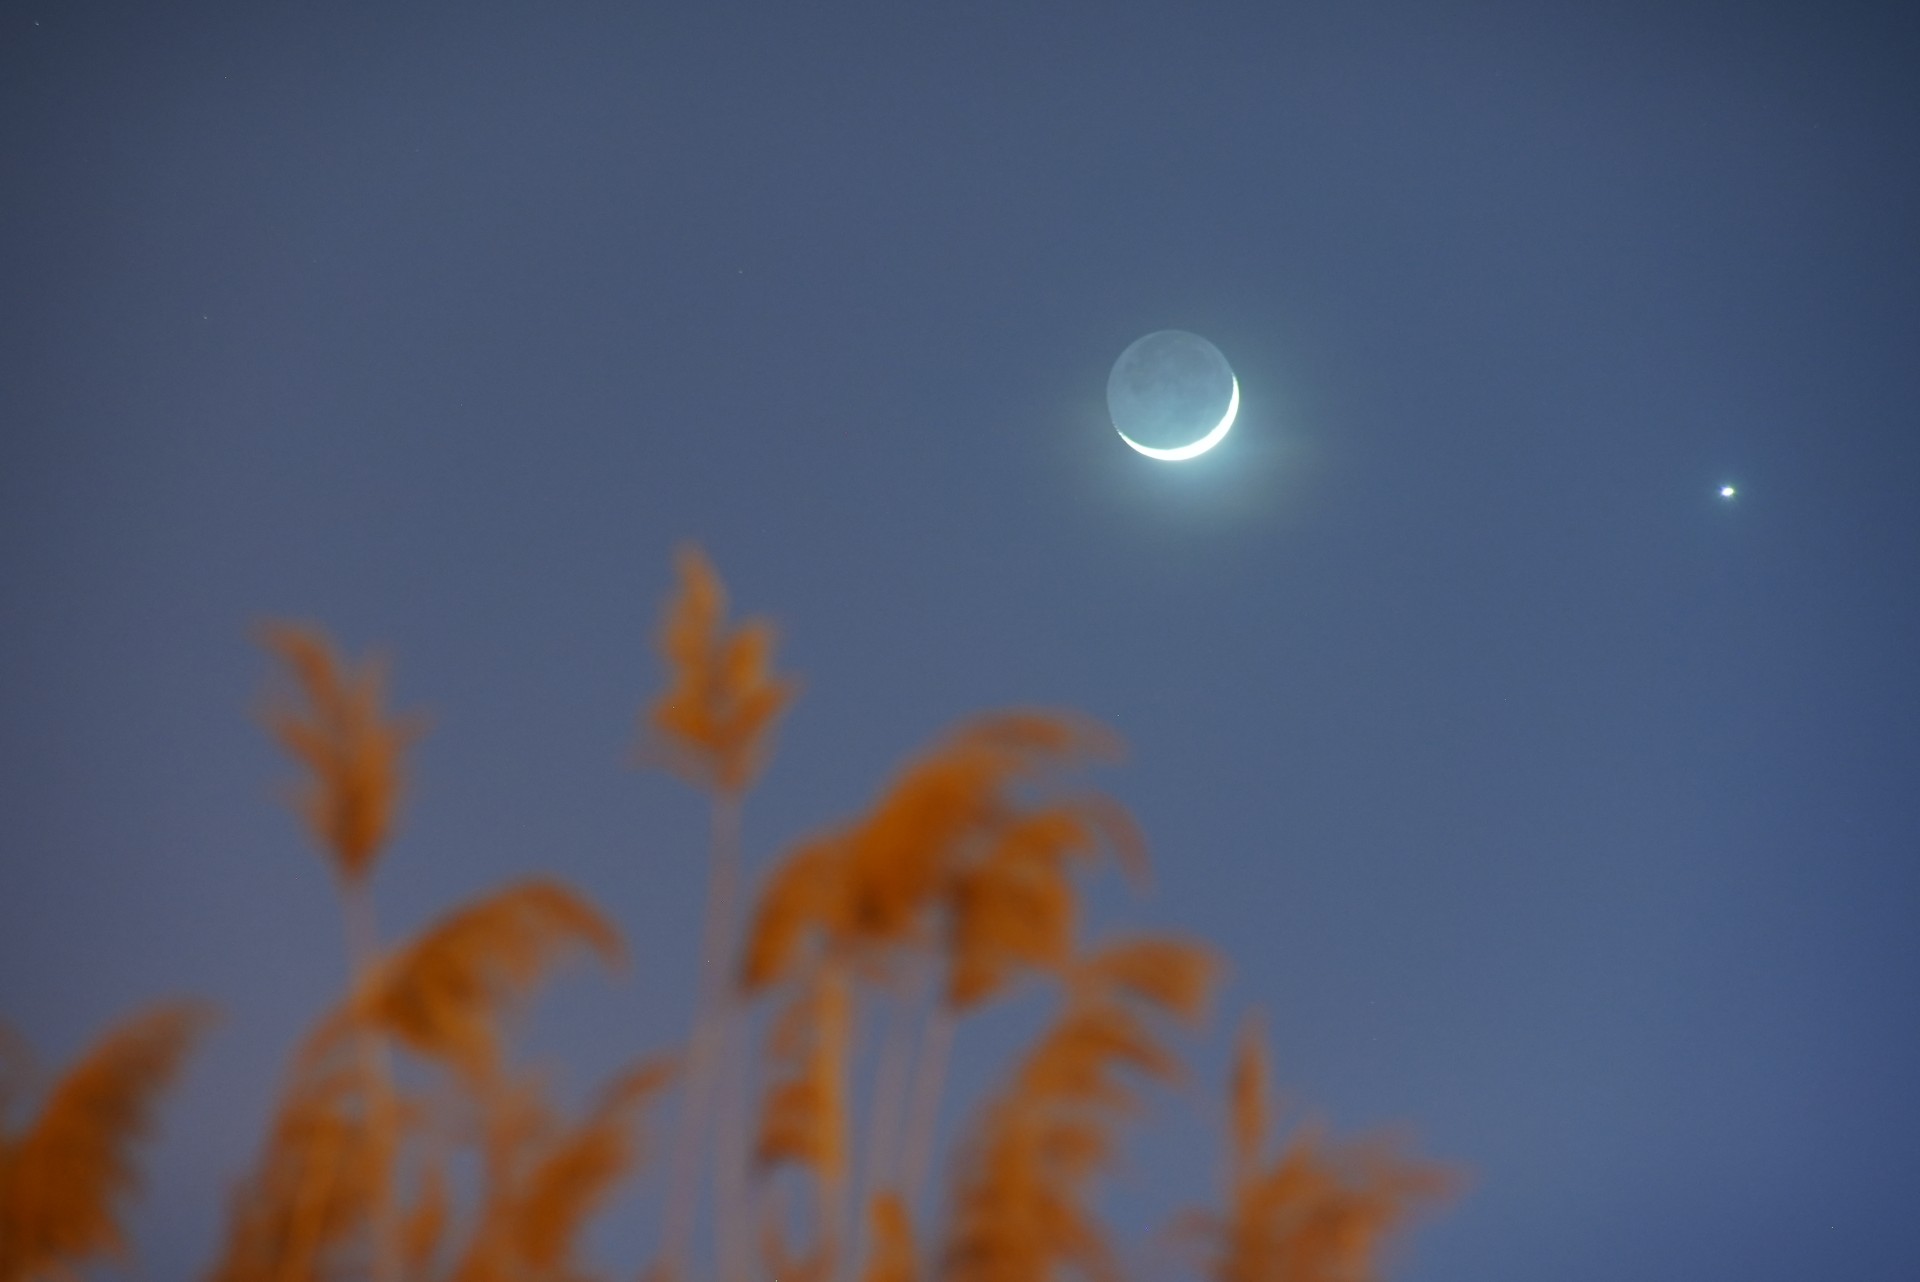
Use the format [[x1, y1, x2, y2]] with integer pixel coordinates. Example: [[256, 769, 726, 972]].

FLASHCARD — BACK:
[[1107, 330, 1238, 461]]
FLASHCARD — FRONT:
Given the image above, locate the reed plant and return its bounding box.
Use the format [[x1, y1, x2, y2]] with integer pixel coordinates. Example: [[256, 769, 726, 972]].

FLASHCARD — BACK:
[[0, 546, 1457, 1281]]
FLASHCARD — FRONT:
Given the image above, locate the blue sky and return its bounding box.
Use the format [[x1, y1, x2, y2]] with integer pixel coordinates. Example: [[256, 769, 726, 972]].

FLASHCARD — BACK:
[[3, 2, 1917, 1276]]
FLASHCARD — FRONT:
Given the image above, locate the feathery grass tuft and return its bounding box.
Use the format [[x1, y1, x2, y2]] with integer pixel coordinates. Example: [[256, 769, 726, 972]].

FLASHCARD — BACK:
[[0, 1001, 213, 1282], [457, 1056, 676, 1279], [1179, 1013, 1463, 1282], [257, 622, 426, 888], [640, 543, 798, 797], [756, 964, 852, 1187], [205, 1008, 403, 1282], [354, 879, 625, 1082], [1072, 936, 1222, 1029]]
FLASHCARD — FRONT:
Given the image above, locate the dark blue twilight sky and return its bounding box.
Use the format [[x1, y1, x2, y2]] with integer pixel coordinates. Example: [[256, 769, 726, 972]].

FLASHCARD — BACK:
[[3, 2, 1917, 1277]]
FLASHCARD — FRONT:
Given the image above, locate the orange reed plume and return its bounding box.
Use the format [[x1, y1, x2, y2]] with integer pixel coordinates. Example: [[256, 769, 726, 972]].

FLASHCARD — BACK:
[[1177, 1014, 1462, 1282], [736, 710, 1160, 1263], [942, 940, 1219, 1282], [0, 1001, 212, 1282], [639, 544, 797, 799], [210, 880, 654, 1282], [742, 710, 1132, 993], [448, 1055, 676, 1282], [205, 1011, 401, 1282], [366, 882, 649, 1280], [352, 879, 626, 1084], [754, 960, 854, 1267], [256, 623, 426, 894]]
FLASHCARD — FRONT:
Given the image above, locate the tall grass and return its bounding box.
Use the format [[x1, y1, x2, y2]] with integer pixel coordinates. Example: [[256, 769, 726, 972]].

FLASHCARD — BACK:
[[0, 546, 1458, 1282]]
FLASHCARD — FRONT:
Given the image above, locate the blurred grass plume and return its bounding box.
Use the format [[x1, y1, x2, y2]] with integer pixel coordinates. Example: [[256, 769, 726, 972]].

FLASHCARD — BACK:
[[0, 545, 1458, 1282]]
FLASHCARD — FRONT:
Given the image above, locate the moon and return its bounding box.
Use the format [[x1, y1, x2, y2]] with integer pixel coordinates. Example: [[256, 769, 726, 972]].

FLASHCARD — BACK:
[[1107, 330, 1238, 461]]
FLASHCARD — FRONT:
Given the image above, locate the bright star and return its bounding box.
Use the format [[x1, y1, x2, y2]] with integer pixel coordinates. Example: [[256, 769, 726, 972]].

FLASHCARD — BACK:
[[1719, 485, 1737, 499]]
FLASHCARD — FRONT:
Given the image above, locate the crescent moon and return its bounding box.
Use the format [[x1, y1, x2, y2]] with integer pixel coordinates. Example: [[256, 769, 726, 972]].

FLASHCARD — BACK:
[[1117, 376, 1238, 461]]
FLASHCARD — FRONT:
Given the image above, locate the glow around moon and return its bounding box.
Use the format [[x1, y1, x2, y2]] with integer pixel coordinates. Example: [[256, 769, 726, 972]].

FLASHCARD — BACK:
[[1107, 330, 1238, 461]]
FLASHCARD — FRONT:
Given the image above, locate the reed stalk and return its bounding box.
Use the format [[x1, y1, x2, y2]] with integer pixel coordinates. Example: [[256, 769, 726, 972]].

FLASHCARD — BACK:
[[342, 880, 400, 1282], [662, 794, 745, 1279], [847, 966, 924, 1280], [710, 798, 755, 1282], [897, 1003, 955, 1218]]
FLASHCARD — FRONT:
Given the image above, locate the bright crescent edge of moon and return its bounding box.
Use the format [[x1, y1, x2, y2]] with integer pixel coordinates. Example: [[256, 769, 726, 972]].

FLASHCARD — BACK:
[[1117, 376, 1239, 461]]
